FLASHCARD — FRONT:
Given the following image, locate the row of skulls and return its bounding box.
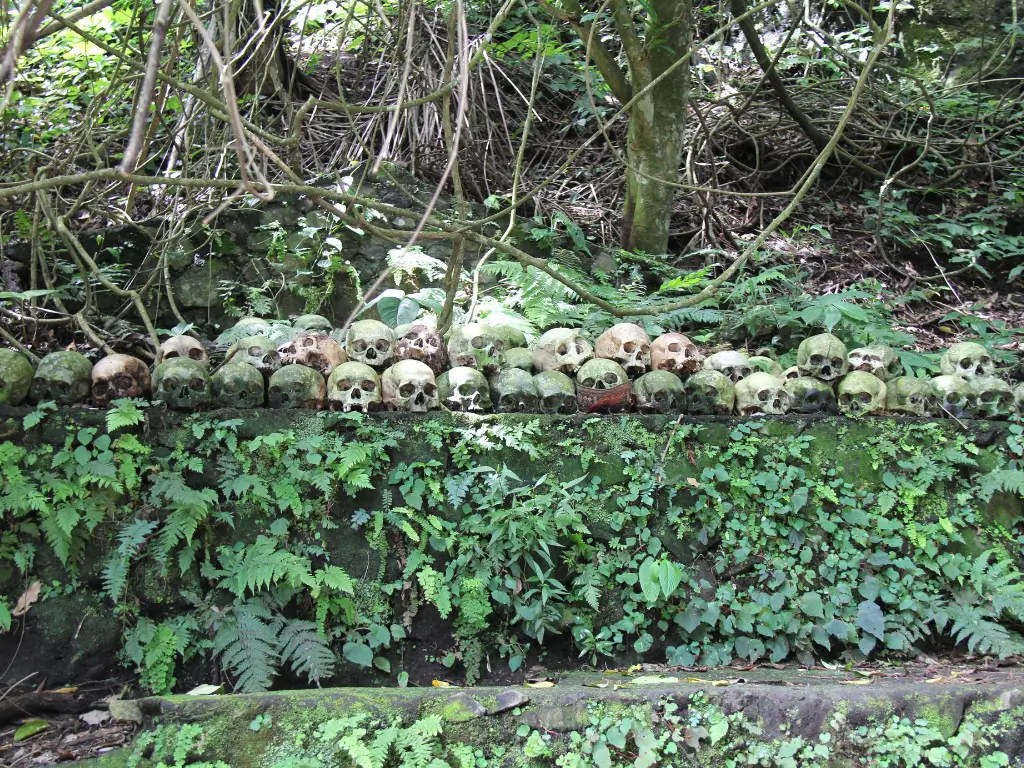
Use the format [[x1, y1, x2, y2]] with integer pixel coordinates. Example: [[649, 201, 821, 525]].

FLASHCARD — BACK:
[[0, 319, 1020, 418]]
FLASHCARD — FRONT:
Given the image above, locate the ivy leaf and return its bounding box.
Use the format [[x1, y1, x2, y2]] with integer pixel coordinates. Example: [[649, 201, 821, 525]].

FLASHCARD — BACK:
[[638, 558, 660, 603], [857, 600, 885, 641], [342, 642, 373, 667], [800, 593, 824, 619]]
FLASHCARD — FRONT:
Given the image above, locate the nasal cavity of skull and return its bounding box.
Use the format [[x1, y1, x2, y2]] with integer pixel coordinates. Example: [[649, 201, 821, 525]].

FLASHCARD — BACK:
[[557, 343, 568, 355]]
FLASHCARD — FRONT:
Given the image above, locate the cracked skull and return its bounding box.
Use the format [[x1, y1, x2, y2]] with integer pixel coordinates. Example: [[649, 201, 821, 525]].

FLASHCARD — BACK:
[[703, 350, 752, 384], [848, 346, 900, 381], [157, 335, 209, 367], [836, 371, 886, 417], [576, 358, 629, 391], [268, 365, 326, 409], [0, 348, 35, 406], [31, 351, 93, 406], [970, 376, 1014, 420], [595, 323, 651, 378], [489, 368, 539, 413], [91, 354, 151, 408], [634, 371, 685, 414], [437, 367, 491, 413], [211, 362, 265, 409], [939, 342, 994, 379], [277, 332, 347, 377], [796, 333, 848, 382], [394, 324, 447, 374], [885, 376, 934, 417], [346, 320, 396, 369], [152, 358, 211, 411], [683, 370, 735, 415], [228, 336, 281, 379], [382, 360, 439, 412], [327, 361, 381, 413], [930, 375, 975, 419], [735, 372, 790, 416], [650, 333, 703, 377], [533, 328, 593, 376], [534, 371, 577, 414], [784, 376, 836, 415]]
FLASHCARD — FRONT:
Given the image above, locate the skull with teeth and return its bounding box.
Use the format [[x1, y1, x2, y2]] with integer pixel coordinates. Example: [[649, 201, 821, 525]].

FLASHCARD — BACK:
[[970, 376, 1014, 420], [211, 362, 265, 409], [292, 314, 333, 333], [796, 334, 848, 382], [157, 335, 209, 367], [437, 367, 491, 413], [683, 370, 735, 415], [489, 368, 539, 413], [782, 366, 802, 382], [382, 360, 439, 412], [533, 328, 593, 376], [747, 356, 784, 376], [30, 351, 93, 406], [228, 336, 281, 380], [848, 346, 901, 381], [0, 348, 35, 406], [784, 376, 836, 415], [394, 324, 447, 374], [735, 372, 790, 416], [267, 365, 326, 409], [326, 362, 381, 413], [576, 358, 629, 391], [650, 333, 703, 377], [277, 333, 347, 377], [152, 358, 211, 411], [836, 371, 886, 418], [533, 371, 578, 414], [940, 342, 995, 380], [931, 375, 975, 419], [634, 371, 685, 414], [885, 377, 934, 417], [501, 348, 535, 373], [346, 320, 396, 370], [91, 354, 151, 408], [447, 324, 507, 374], [595, 324, 651, 378], [703, 351, 752, 384]]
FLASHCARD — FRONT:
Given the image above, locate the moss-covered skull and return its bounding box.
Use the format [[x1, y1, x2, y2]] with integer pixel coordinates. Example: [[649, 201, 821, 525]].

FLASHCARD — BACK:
[[650, 333, 703, 377], [836, 371, 885, 417], [447, 324, 507, 375], [634, 371, 685, 414], [228, 336, 281, 380], [382, 360, 439, 412], [1013, 382, 1024, 416], [747, 356, 784, 376], [346, 320, 395, 370], [394, 324, 447, 374], [327, 361, 381, 413], [438, 367, 491, 413], [970, 376, 1014, 419], [595, 323, 651, 378], [703, 350, 752, 384], [488, 368, 539, 413], [796, 333, 848, 382], [233, 316, 272, 336], [292, 314, 333, 333], [784, 376, 836, 415], [848, 346, 900, 381], [0, 348, 35, 405], [885, 376, 934, 417], [931, 375, 975, 419], [501, 347, 535, 373], [735, 372, 790, 416], [31, 351, 92, 405], [576, 358, 629, 390], [267, 364, 326, 409], [91, 354, 151, 408], [152, 358, 211, 410], [782, 365, 801, 382], [157, 335, 209, 367], [683, 369, 735, 415], [939, 342, 994, 379], [211, 361, 265, 409], [533, 371, 577, 415], [533, 327, 593, 376], [277, 332, 346, 377]]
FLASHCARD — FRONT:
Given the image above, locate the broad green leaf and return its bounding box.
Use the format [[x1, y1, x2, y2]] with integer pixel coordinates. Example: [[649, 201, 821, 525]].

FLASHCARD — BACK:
[[342, 641, 373, 667], [857, 600, 885, 640], [800, 592, 824, 619], [638, 558, 660, 603]]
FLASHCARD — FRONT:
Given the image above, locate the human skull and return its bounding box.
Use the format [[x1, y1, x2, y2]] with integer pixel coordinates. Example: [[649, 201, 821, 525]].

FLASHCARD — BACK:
[[277, 333, 346, 377], [91, 354, 151, 408], [346, 320, 396, 370], [970, 376, 1014, 420], [836, 372, 886, 417], [735, 372, 790, 416], [211, 362, 265, 409], [533, 328, 593, 376], [157, 335, 209, 368], [576, 358, 629, 390], [30, 351, 92, 406], [703, 351, 752, 384], [796, 334, 848, 382], [533, 371, 577, 414], [229, 336, 281, 380], [595, 324, 651, 378], [651, 333, 703, 377], [885, 377, 934, 417], [1014, 383, 1024, 416], [382, 360, 439, 412], [501, 347, 535, 373], [394, 324, 447, 374], [939, 342, 995, 379], [447, 324, 507, 374], [931, 375, 975, 419], [784, 377, 836, 415], [437, 367, 491, 413], [489, 368, 539, 413], [152, 358, 211, 410], [0, 348, 35, 406], [267, 365, 326, 409], [847, 346, 900, 382], [683, 370, 735, 415], [327, 362, 381, 413], [233, 317, 272, 336], [634, 371, 685, 414], [746, 356, 784, 376], [782, 366, 801, 382], [292, 314, 333, 332]]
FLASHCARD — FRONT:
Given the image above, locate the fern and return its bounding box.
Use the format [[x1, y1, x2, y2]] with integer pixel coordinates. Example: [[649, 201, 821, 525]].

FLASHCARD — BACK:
[[102, 518, 159, 601], [212, 601, 280, 693], [976, 469, 1024, 502], [936, 550, 1024, 658], [277, 620, 336, 684], [106, 399, 146, 433], [209, 536, 313, 599]]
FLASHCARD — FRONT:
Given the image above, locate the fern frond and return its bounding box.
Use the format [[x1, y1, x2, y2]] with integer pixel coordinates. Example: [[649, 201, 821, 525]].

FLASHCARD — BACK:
[[212, 602, 280, 692], [977, 470, 1024, 502], [277, 620, 335, 684]]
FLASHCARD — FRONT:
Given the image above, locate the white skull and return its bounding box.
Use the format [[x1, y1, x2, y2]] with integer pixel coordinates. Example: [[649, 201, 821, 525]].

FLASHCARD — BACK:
[[595, 323, 651, 378], [533, 328, 594, 376], [157, 335, 209, 367], [634, 371, 685, 413], [437, 367, 491, 412], [650, 333, 703, 377], [782, 366, 802, 382], [395, 323, 447, 374], [327, 361, 381, 413], [576, 358, 629, 390], [447, 324, 507, 374], [229, 336, 281, 379], [347, 320, 396, 369], [939, 342, 995, 380], [931, 375, 975, 419], [847, 346, 900, 381], [91, 354, 151, 408], [277, 332, 347, 377], [837, 372, 886, 417], [796, 334, 848, 382], [381, 360, 439, 412], [735, 372, 790, 416], [703, 351, 752, 384], [970, 376, 1014, 419]]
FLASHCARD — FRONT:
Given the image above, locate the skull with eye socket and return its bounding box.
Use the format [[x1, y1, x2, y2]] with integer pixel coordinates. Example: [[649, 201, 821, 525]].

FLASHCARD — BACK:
[[683, 370, 735, 415], [327, 361, 381, 413], [848, 346, 901, 382], [970, 376, 1014, 420], [782, 366, 802, 382], [91, 354, 151, 408], [30, 351, 93, 406], [885, 376, 934, 417], [228, 336, 280, 380], [382, 360, 439, 412], [634, 371, 685, 414], [533, 328, 593, 376], [489, 368, 539, 413], [346, 320, 396, 370], [533, 371, 577, 414], [650, 333, 703, 377], [211, 362, 265, 409], [784, 376, 836, 415], [267, 365, 326, 409], [796, 333, 848, 382], [735, 372, 790, 416], [595, 324, 651, 378], [152, 358, 211, 410], [576, 358, 629, 391], [447, 324, 507, 375], [940, 342, 994, 380], [277, 333, 346, 377], [157, 335, 209, 367], [394, 324, 447, 375], [703, 351, 752, 384], [437, 367, 491, 413], [836, 371, 886, 418], [931, 375, 975, 419]]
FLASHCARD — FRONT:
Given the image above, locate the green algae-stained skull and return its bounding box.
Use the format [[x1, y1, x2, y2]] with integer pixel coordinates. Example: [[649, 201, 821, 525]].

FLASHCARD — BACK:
[[533, 327, 593, 376], [0, 348, 34, 405], [782, 365, 801, 382], [576, 358, 628, 390], [233, 316, 272, 336], [703, 350, 752, 384], [489, 368, 539, 413], [157, 335, 209, 367], [796, 333, 848, 382], [438, 367, 491, 413], [836, 371, 885, 417], [152, 358, 211, 410], [885, 376, 934, 417], [848, 346, 900, 382], [91, 354, 151, 408], [31, 351, 92, 405], [651, 333, 702, 377], [970, 376, 1014, 420], [327, 361, 381, 413], [634, 370, 685, 414], [595, 323, 651, 378], [292, 314, 333, 333], [533, 371, 577, 414], [939, 341, 994, 379], [447, 324, 507, 375], [267, 364, 326, 409], [735, 372, 790, 416], [931, 375, 975, 419], [212, 361, 265, 409], [228, 335, 280, 380], [784, 376, 836, 415], [1015, 382, 1024, 416], [684, 369, 735, 415], [346, 320, 395, 370], [381, 360, 439, 412], [746, 356, 784, 376], [501, 347, 535, 373]]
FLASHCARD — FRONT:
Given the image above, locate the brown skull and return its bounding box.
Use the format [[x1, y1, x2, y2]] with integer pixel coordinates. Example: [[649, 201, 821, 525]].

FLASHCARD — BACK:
[[157, 335, 209, 367], [651, 333, 703, 377], [595, 323, 651, 378], [395, 324, 447, 374], [277, 332, 347, 377], [91, 354, 151, 408]]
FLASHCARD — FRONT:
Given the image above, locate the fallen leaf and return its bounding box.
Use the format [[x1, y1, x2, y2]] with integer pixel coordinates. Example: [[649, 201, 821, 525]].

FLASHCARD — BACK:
[[52, 687, 78, 694], [79, 710, 111, 726], [686, 478, 699, 488], [839, 680, 872, 686], [431, 680, 458, 688], [186, 684, 225, 696], [683, 725, 707, 749], [626, 664, 642, 674], [582, 682, 609, 688], [14, 719, 49, 742], [710, 680, 732, 687], [525, 681, 555, 688], [926, 677, 946, 684], [854, 670, 878, 678], [631, 675, 680, 685], [12, 582, 41, 617]]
